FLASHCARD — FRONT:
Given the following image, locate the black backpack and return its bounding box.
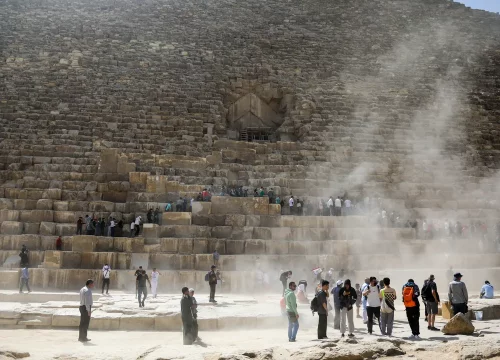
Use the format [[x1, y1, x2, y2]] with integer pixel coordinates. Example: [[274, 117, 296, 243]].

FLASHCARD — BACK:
[[204, 272, 210, 282], [311, 292, 321, 314], [422, 283, 433, 300]]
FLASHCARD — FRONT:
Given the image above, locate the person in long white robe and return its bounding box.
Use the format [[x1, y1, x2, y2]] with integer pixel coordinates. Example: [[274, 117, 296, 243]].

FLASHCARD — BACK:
[[151, 268, 161, 298]]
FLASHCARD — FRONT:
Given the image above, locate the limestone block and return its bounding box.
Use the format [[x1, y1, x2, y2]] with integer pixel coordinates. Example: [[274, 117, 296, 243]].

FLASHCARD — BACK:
[[67, 201, 89, 212], [23, 222, 40, 234], [192, 215, 209, 226], [71, 236, 97, 252], [194, 254, 213, 270], [253, 197, 269, 215], [129, 172, 149, 185], [19, 210, 54, 223], [95, 237, 114, 251], [1, 234, 40, 250], [142, 223, 160, 238], [89, 201, 115, 212], [210, 196, 255, 215], [1, 221, 23, 235], [0, 198, 13, 210], [115, 203, 130, 213], [178, 238, 193, 253], [3, 255, 20, 268], [159, 238, 178, 252], [52, 309, 80, 327], [191, 201, 211, 215], [252, 227, 272, 240], [98, 149, 118, 173], [245, 215, 261, 227], [226, 240, 245, 254], [268, 204, 281, 215], [53, 211, 76, 223], [0, 209, 20, 222], [149, 254, 179, 270], [442, 313, 474, 335], [212, 226, 232, 239], [18, 315, 52, 327], [36, 199, 53, 210], [53, 201, 69, 211], [162, 212, 192, 225], [179, 255, 195, 269], [0, 319, 19, 325], [162, 225, 211, 238], [62, 191, 88, 202], [208, 215, 226, 227], [42, 188, 62, 200], [14, 199, 37, 210], [266, 240, 289, 254], [225, 214, 246, 227], [146, 175, 168, 193], [155, 314, 181, 331], [259, 215, 280, 227], [40, 222, 56, 236], [207, 239, 226, 254], [113, 237, 144, 252], [115, 253, 131, 269], [90, 312, 121, 330], [193, 238, 208, 253], [231, 226, 253, 240], [198, 318, 218, 331], [245, 239, 266, 254], [131, 253, 149, 270], [117, 155, 136, 174], [43, 250, 62, 269]]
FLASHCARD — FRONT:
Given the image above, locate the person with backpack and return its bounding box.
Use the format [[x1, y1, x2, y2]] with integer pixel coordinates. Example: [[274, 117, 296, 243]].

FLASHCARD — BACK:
[[360, 278, 370, 324], [314, 280, 330, 339], [338, 279, 356, 337], [421, 279, 429, 322], [285, 282, 299, 342], [331, 280, 343, 330], [402, 278, 421, 339], [379, 277, 396, 336], [363, 276, 381, 334], [422, 274, 440, 331], [448, 272, 468, 315], [101, 264, 111, 295], [206, 265, 218, 303], [280, 270, 292, 296]]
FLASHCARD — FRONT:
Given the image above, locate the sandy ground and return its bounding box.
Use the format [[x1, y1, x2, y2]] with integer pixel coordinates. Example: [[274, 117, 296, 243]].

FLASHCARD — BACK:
[[2, 301, 500, 360]]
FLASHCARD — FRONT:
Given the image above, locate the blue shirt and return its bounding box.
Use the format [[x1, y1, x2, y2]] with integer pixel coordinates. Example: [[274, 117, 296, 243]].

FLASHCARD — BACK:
[[21, 268, 29, 279], [481, 284, 494, 299]]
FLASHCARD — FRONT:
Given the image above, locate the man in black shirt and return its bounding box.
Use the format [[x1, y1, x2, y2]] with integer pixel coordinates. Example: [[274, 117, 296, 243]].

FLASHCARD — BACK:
[[208, 265, 218, 303], [134, 266, 143, 299], [317, 280, 330, 339], [181, 287, 194, 345], [425, 274, 440, 331], [136, 270, 151, 308]]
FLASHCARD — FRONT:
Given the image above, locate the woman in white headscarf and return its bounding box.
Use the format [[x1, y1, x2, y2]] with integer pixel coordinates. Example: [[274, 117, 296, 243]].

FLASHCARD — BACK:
[[297, 283, 309, 304]]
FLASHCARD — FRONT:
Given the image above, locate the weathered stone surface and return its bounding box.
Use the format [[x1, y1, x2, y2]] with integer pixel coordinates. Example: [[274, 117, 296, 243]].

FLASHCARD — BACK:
[[71, 236, 97, 252], [162, 212, 191, 225], [1, 222, 23, 235], [442, 313, 475, 335]]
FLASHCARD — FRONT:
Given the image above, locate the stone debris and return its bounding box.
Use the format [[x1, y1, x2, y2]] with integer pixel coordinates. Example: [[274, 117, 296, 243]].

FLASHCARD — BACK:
[[442, 313, 475, 335]]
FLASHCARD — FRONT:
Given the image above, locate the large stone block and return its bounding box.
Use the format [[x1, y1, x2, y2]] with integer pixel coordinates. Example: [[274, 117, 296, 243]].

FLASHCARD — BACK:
[[266, 240, 289, 254], [179, 255, 195, 269], [53, 201, 69, 211], [142, 223, 160, 238], [155, 314, 181, 331], [162, 212, 192, 225], [1, 221, 23, 235], [193, 238, 208, 253], [0, 198, 13, 210], [52, 309, 80, 327], [113, 237, 144, 253], [53, 211, 77, 223], [268, 204, 281, 215], [159, 238, 178, 253], [149, 254, 179, 270], [253, 197, 269, 215], [62, 251, 83, 268], [19, 210, 54, 223], [225, 214, 246, 227], [245, 239, 266, 254], [191, 201, 211, 215], [89, 201, 115, 212], [207, 239, 226, 254], [178, 238, 193, 253], [195, 254, 213, 270], [212, 226, 232, 239], [23, 222, 40, 234], [1, 234, 41, 250], [0, 210, 20, 222], [129, 172, 149, 185], [14, 199, 37, 210], [71, 236, 97, 252], [252, 227, 272, 240], [43, 250, 62, 268], [226, 240, 245, 254], [98, 149, 118, 173], [210, 196, 255, 215], [90, 313, 121, 330], [40, 222, 56, 236]]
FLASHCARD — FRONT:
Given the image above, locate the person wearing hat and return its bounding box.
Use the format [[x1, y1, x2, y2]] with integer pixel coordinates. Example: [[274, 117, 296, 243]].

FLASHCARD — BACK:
[[424, 274, 440, 331], [448, 272, 468, 315], [208, 265, 218, 303], [480, 280, 494, 299], [331, 279, 344, 330]]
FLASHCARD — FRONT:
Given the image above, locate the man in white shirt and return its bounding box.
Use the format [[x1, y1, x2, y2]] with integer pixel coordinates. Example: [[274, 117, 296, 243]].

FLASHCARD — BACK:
[[362, 276, 381, 334], [79, 279, 94, 342], [135, 216, 142, 236], [327, 197, 334, 216], [130, 221, 135, 237], [334, 197, 342, 216], [151, 268, 161, 298], [102, 264, 111, 295], [344, 199, 351, 216], [289, 196, 295, 215], [110, 218, 116, 237]]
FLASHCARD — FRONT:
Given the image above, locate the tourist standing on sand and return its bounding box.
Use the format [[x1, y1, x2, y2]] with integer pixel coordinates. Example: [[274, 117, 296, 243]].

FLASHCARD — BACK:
[[134, 266, 143, 298], [207, 265, 218, 303], [280, 270, 292, 296], [402, 279, 421, 339], [316, 280, 330, 339], [285, 281, 299, 342], [78, 279, 94, 342], [379, 277, 396, 336], [151, 268, 161, 298], [181, 287, 194, 345], [363, 276, 381, 335], [448, 272, 468, 315], [480, 280, 494, 299], [360, 278, 370, 323], [19, 266, 31, 293], [338, 279, 356, 337], [137, 270, 151, 308], [102, 264, 111, 295], [332, 280, 343, 330], [55, 236, 62, 250], [423, 274, 440, 331], [189, 288, 199, 341]]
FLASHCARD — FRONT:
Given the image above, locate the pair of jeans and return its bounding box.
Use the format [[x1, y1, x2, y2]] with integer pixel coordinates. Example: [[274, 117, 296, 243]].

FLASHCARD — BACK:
[[380, 311, 394, 335], [78, 306, 90, 340], [19, 278, 30, 292], [102, 278, 110, 294], [452, 303, 468, 315], [287, 312, 299, 340], [317, 313, 328, 339], [333, 306, 341, 329], [367, 306, 381, 333], [405, 306, 420, 335], [138, 287, 147, 305], [209, 283, 216, 301], [340, 307, 354, 334]]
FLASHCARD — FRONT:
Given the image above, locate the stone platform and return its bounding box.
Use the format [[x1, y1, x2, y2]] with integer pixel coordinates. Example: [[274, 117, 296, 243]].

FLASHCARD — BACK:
[[0, 292, 285, 331]]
